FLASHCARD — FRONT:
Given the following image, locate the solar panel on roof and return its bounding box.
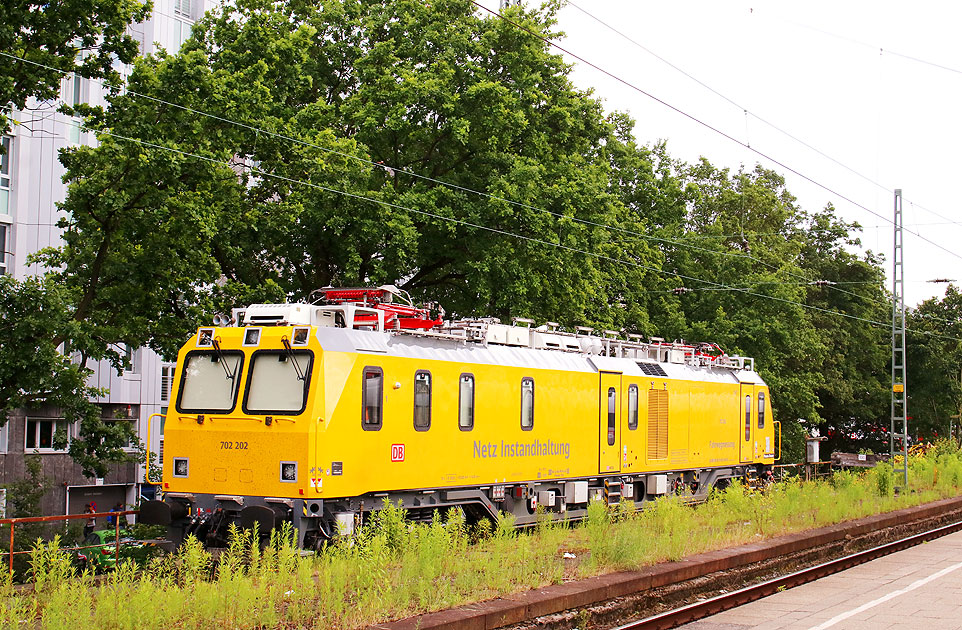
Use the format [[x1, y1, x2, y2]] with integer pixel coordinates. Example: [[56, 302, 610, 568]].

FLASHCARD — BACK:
[[637, 362, 668, 377]]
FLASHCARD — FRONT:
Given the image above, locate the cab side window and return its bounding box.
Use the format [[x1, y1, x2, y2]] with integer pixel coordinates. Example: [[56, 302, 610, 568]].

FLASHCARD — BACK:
[[414, 370, 431, 431], [458, 374, 475, 430], [628, 385, 639, 430], [744, 395, 751, 441], [362, 367, 383, 430], [758, 392, 766, 429], [520, 377, 534, 430]]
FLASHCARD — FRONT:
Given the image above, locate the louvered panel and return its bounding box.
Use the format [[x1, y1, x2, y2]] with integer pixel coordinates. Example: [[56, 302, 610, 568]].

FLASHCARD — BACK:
[[647, 389, 669, 459], [174, 0, 192, 18]]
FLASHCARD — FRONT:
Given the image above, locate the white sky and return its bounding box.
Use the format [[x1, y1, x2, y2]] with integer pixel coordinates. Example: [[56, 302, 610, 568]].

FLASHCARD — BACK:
[[484, 0, 962, 306]]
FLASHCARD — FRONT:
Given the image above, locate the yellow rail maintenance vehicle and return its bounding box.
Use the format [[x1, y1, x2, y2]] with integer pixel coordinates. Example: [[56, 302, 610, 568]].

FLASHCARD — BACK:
[[141, 287, 777, 548]]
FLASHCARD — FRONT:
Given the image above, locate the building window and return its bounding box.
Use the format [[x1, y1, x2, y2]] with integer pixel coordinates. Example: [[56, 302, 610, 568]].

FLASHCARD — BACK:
[[0, 136, 11, 216], [173, 0, 194, 50], [458, 374, 474, 431], [112, 418, 138, 452], [25, 418, 70, 452], [121, 344, 141, 374], [69, 73, 82, 107], [0, 418, 8, 454], [361, 367, 383, 430], [160, 365, 175, 402], [158, 407, 167, 464], [758, 392, 766, 430], [627, 385, 639, 430], [173, 0, 192, 18], [413, 370, 431, 431], [0, 223, 7, 276], [520, 377, 534, 430], [64, 76, 84, 144]]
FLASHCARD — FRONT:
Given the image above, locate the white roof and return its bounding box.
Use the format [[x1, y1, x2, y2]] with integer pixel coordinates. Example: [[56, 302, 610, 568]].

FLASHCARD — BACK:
[[315, 328, 764, 385]]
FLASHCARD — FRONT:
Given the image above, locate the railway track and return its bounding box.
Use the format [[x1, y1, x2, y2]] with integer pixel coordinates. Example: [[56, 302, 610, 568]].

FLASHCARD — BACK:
[[612, 518, 962, 630], [372, 496, 962, 630]]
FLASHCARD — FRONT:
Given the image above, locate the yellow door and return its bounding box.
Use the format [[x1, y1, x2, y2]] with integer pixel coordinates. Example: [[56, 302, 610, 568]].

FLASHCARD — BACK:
[[599, 372, 622, 473], [739, 384, 754, 462]]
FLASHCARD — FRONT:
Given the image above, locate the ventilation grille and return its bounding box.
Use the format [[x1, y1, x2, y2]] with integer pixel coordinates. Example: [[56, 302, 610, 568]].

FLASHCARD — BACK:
[[647, 389, 668, 459], [637, 362, 668, 377]]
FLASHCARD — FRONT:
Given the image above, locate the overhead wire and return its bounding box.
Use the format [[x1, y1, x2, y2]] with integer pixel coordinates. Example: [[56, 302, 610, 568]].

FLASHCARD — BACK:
[[4, 36, 958, 336], [22, 108, 962, 343], [9, 49, 924, 320], [0, 50, 946, 317], [565, 1, 893, 197], [470, 1, 962, 267], [731, 8, 962, 228], [0, 50, 848, 290], [679, 222, 962, 239], [476, 1, 962, 324], [784, 18, 962, 76], [0, 60, 939, 336]]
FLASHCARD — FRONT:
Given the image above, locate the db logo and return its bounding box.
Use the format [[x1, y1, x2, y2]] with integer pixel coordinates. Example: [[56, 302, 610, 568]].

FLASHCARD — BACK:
[[391, 444, 405, 462]]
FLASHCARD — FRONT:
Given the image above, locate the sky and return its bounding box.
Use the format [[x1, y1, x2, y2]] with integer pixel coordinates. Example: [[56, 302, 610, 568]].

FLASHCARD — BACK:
[[482, 0, 962, 306]]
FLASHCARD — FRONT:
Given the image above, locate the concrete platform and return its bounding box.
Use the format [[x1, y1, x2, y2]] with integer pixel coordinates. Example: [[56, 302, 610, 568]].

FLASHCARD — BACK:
[[680, 529, 962, 630]]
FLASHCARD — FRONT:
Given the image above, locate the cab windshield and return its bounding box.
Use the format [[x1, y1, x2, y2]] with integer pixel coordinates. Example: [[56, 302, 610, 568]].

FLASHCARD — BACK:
[[177, 351, 243, 413], [244, 350, 313, 414]]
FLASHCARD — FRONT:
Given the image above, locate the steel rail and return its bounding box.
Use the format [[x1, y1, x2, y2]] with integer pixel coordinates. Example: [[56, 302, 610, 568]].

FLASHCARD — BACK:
[[613, 517, 962, 630]]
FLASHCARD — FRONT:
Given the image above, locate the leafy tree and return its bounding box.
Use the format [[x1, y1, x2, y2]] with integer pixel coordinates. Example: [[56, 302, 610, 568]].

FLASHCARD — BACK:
[[6, 0, 672, 471], [0, 0, 152, 475], [0, 0, 151, 136], [798, 210, 890, 454], [905, 286, 962, 442], [602, 116, 688, 336], [669, 161, 826, 459], [0, 276, 135, 477], [11, 0, 903, 475], [45, 0, 671, 351]]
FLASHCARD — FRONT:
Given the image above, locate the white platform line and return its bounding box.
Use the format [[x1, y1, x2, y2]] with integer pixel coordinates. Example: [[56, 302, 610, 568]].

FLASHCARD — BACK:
[[806, 560, 962, 630]]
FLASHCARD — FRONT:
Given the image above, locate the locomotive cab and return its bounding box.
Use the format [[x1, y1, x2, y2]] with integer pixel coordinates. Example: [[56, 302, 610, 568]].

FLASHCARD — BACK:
[[143, 290, 442, 547]]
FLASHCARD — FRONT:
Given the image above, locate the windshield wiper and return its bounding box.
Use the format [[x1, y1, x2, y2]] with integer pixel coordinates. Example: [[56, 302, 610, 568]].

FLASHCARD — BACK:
[[281, 336, 306, 381], [211, 338, 237, 381]]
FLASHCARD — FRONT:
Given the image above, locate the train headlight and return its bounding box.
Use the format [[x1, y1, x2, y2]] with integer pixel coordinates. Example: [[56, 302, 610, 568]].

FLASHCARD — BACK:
[[173, 457, 189, 477], [197, 328, 214, 347], [280, 461, 297, 483], [244, 328, 261, 346], [292, 327, 309, 345]]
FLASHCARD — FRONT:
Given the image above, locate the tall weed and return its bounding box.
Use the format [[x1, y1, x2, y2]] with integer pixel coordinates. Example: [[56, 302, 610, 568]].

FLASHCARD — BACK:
[[871, 462, 895, 498], [10, 443, 962, 630], [29, 536, 75, 593]]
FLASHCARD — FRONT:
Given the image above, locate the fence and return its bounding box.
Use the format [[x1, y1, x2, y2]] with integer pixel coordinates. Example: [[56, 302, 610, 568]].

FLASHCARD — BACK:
[[0, 509, 139, 580]]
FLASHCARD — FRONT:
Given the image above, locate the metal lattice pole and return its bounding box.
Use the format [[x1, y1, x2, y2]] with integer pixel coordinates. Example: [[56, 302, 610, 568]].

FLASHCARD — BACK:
[[891, 189, 909, 489]]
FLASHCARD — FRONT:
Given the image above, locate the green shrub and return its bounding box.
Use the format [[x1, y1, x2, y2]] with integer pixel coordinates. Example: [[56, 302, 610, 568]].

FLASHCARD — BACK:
[[872, 462, 895, 498]]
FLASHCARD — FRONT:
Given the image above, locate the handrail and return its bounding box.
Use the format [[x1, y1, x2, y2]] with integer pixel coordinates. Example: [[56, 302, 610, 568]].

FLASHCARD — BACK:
[[2, 510, 139, 579], [774, 420, 782, 461], [145, 413, 164, 485]]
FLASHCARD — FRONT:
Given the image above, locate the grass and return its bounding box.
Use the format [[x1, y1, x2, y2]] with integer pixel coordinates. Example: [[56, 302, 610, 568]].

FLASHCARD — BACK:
[[5, 443, 962, 629]]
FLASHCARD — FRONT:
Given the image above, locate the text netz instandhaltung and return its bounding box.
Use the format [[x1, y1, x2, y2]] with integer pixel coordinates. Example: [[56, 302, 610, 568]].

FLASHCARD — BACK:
[[473, 439, 571, 460]]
